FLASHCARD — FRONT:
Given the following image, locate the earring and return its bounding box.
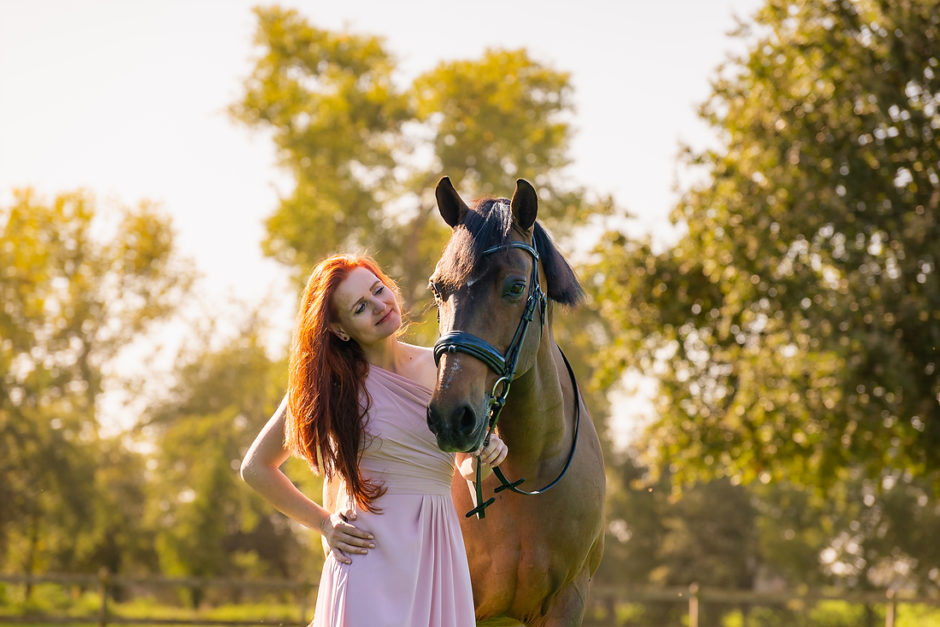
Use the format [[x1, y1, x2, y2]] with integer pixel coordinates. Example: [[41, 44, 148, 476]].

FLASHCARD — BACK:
[[337, 331, 350, 342]]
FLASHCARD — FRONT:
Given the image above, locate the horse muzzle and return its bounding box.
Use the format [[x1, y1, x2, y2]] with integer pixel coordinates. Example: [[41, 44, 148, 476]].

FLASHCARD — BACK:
[[426, 402, 487, 453]]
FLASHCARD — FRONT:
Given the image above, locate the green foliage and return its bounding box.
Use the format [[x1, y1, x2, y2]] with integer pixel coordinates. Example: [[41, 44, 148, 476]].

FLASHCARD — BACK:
[[589, 0, 940, 489], [721, 601, 880, 627], [412, 48, 574, 196], [600, 466, 940, 617], [230, 7, 411, 278], [751, 481, 833, 588], [600, 462, 762, 625], [0, 585, 307, 625], [77, 438, 157, 574], [813, 471, 940, 591], [143, 314, 321, 584], [0, 188, 191, 574]]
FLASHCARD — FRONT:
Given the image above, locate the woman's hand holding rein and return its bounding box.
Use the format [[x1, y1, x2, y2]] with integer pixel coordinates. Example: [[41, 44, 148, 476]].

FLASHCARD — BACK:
[[477, 434, 509, 471], [457, 433, 509, 482]]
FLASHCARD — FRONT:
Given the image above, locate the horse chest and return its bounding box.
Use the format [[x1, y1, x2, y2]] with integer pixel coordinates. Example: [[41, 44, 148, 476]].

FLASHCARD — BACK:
[[457, 486, 589, 610], [464, 521, 553, 613]]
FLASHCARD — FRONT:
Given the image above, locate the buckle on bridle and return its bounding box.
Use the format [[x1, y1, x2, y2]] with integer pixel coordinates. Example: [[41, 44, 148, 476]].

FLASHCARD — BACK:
[[490, 376, 511, 405]]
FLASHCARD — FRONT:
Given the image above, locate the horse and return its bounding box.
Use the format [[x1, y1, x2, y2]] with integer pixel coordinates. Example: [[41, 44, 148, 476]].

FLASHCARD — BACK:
[[426, 177, 605, 626]]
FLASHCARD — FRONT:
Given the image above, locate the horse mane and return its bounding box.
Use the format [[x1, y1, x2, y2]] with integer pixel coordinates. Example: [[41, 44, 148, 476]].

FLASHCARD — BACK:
[[435, 198, 583, 305]]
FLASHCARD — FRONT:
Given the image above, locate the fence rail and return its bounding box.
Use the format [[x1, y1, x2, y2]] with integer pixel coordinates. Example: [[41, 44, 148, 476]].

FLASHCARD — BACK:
[[3, 573, 940, 626], [590, 583, 940, 627]]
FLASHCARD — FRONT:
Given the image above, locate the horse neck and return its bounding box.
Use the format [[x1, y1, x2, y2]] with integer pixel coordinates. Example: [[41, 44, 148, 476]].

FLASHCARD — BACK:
[[497, 302, 567, 462]]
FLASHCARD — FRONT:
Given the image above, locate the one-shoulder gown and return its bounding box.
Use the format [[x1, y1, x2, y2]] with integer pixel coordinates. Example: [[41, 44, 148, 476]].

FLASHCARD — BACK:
[[311, 365, 475, 627]]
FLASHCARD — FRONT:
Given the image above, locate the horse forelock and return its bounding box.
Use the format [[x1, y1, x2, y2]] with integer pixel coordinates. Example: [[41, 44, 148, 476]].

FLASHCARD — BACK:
[[434, 197, 584, 306], [435, 198, 513, 290]]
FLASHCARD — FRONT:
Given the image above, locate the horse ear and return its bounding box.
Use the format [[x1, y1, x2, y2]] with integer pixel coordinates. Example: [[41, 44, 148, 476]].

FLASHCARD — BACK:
[[510, 178, 538, 230], [435, 176, 469, 228]]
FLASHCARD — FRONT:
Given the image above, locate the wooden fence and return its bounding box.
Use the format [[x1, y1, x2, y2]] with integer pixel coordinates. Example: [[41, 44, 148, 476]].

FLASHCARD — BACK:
[[590, 583, 940, 627], [2, 573, 939, 626]]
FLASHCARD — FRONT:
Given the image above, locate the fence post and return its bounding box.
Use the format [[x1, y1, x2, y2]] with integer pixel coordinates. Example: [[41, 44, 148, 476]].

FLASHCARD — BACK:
[[604, 589, 616, 624], [885, 588, 896, 627], [688, 583, 700, 627], [97, 568, 110, 627], [299, 583, 309, 625]]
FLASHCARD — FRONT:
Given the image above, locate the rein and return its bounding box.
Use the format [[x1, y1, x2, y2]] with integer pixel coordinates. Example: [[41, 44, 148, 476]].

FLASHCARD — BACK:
[[432, 239, 583, 519]]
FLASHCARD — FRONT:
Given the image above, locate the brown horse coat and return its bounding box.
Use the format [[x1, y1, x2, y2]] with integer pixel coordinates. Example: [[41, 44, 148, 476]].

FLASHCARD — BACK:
[[428, 178, 605, 626]]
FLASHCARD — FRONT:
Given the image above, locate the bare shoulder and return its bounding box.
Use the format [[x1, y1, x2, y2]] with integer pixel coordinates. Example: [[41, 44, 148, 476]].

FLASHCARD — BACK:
[[398, 342, 437, 390]]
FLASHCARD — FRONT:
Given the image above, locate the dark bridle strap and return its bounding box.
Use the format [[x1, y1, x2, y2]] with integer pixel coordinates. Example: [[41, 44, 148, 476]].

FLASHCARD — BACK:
[[465, 347, 582, 517], [491, 348, 582, 496], [433, 331, 507, 374], [482, 240, 539, 259], [431, 232, 577, 518]]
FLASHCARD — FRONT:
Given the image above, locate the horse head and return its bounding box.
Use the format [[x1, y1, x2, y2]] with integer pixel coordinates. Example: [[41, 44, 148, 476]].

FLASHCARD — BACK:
[[426, 177, 582, 453]]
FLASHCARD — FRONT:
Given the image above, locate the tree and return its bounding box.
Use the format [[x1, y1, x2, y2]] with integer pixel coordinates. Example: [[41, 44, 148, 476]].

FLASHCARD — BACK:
[[410, 48, 575, 199], [79, 438, 158, 575], [590, 0, 940, 489], [600, 458, 762, 626], [144, 312, 319, 590], [229, 7, 411, 282], [601, 461, 940, 625], [0, 188, 191, 574], [230, 7, 599, 324]]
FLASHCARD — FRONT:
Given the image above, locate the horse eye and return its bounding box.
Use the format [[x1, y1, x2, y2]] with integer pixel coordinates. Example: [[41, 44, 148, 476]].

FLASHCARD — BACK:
[[506, 280, 526, 297]]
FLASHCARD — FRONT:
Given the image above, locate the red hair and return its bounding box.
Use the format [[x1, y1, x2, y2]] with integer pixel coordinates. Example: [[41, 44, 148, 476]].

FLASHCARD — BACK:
[[285, 254, 401, 513]]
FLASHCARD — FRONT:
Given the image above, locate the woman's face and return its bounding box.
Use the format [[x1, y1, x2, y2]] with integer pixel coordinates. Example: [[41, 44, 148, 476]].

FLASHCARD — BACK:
[[330, 266, 401, 346]]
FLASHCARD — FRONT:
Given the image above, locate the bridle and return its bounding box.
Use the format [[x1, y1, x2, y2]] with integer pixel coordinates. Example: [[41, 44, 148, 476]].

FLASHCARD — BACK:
[[431, 236, 583, 519]]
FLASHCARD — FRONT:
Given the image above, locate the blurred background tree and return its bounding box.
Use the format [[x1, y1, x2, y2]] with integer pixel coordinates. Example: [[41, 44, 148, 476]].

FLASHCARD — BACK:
[[141, 313, 322, 591], [230, 7, 607, 317], [589, 0, 939, 487], [589, 0, 940, 618], [0, 189, 191, 576]]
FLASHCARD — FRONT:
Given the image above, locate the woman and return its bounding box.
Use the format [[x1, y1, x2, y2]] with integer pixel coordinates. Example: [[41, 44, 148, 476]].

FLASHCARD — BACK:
[[240, 254, 507, 627]]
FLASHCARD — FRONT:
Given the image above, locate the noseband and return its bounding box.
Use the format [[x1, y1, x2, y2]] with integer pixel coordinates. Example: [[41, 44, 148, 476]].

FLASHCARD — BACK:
[[431, 238, 582, 518]]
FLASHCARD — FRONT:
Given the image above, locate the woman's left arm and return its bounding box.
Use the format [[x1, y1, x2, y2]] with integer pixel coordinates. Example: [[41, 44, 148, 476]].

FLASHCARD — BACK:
[[456, 433, 508, 481]]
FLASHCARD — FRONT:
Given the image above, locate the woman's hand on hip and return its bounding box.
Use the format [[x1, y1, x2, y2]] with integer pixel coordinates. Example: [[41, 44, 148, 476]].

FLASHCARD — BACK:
[[320, 508, 374, 564]]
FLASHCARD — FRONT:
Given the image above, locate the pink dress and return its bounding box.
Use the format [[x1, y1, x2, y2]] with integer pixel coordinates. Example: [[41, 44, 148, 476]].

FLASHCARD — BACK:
[[311, 365, 475, 627]]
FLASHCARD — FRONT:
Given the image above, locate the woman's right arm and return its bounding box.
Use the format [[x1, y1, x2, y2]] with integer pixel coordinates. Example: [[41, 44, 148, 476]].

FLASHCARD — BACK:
[[240, 394, 374, 563]]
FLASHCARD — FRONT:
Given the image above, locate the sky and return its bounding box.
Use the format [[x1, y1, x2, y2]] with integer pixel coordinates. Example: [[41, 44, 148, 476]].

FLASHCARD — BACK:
[[0, 0, 764, 439]]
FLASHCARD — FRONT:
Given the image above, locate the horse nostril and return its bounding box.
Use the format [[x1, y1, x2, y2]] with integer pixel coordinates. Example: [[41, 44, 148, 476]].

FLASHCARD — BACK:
[[426, 407, 440, 435], [458, 406, 477, 438]]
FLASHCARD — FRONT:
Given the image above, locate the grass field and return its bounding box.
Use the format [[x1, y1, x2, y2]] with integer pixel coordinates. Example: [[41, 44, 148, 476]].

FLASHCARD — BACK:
[[0, 582, 306, 626]]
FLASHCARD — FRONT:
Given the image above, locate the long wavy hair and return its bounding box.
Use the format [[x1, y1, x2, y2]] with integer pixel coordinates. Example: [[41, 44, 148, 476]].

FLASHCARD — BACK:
[[285, 254, 401, 513]]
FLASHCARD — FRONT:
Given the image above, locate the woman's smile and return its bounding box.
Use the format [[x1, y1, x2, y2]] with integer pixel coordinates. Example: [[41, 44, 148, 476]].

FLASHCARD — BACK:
[[376, 308, 394, 325]]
